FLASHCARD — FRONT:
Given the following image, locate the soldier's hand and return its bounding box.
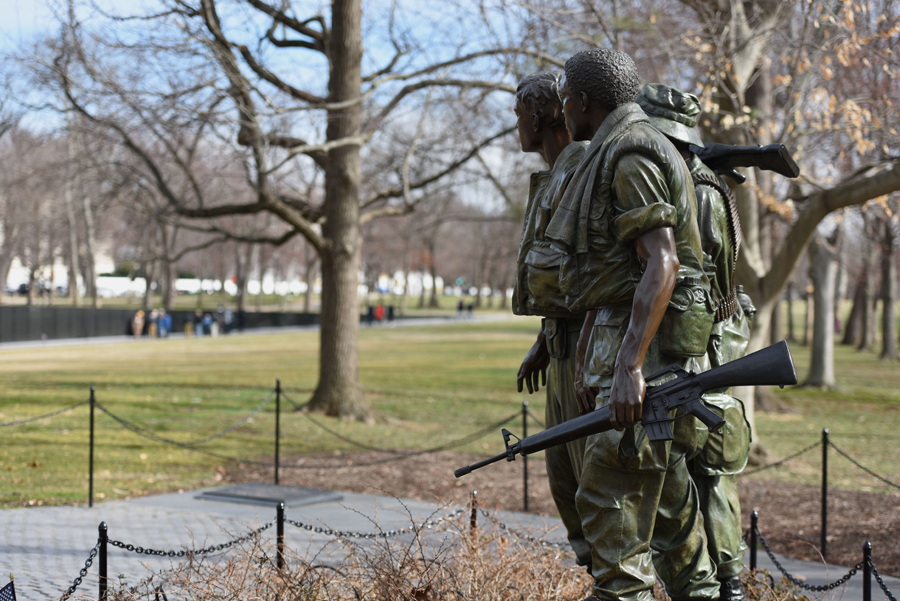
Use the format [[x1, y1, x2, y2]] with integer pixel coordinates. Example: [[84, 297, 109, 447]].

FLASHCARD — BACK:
[[608, 364, 646, 430], [517, 336, 549, 394], [573, 355, 597, 415]]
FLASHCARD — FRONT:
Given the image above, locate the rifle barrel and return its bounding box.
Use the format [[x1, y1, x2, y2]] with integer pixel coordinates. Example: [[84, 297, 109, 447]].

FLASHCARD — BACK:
[[454, 451, 510, 478]]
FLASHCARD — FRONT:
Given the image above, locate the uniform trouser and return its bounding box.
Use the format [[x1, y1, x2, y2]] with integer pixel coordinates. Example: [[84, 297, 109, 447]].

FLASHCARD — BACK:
[[542, 316, 592, 568], [690, 472, 745, 580], [580, 312, 720, 601], [689, 309, 752, 580], [578, 418, 719, 601]]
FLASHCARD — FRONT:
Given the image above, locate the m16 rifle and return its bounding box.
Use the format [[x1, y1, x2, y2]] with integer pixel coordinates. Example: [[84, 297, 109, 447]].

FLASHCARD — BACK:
[[689, 143, 800, 185], [455, 340, 797, 478]]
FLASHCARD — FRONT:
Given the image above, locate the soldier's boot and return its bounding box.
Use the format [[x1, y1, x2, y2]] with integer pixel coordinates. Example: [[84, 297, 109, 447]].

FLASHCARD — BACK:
[[718, 576, 745, 601]]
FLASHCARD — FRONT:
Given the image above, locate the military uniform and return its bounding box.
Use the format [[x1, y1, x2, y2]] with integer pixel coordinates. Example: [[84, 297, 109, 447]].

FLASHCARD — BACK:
[[545, 102, 719, 601], [512, 140, 592, 568], [687, 156, 752, 584], [636, 84, 755, 600]]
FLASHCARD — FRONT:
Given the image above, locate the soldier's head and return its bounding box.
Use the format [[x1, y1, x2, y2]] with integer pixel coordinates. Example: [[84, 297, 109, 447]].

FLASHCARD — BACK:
[[514, 71, 566, 153], [560, 48, 641, 141], [637, 83, 704, 154]]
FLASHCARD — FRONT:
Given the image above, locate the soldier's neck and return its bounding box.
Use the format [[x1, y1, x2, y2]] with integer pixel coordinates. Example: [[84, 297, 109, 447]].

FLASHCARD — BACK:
[[542, 128, 573, 169]]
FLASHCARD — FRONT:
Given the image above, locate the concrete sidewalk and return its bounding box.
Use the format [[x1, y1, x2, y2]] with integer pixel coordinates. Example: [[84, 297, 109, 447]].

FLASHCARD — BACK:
[[1, 486, 896, 601], [0, 314, 512, 351]]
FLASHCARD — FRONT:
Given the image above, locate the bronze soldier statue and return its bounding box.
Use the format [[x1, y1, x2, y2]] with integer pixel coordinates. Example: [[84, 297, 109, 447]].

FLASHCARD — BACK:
[[637, 83, 755, 601], [510, 71, 592, 569], [544, 48, 719, 601]]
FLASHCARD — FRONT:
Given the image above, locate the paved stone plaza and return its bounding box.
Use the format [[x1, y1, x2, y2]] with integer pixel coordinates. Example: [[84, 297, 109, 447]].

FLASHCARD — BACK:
[[1, 485, 897, 600]]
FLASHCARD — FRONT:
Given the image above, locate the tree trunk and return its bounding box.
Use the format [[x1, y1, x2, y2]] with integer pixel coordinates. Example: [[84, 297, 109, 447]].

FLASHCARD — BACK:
[[27, 267, 38, 306], [769, 297, 783, 345], [64, 126, 83, 308], [859, 222, 879, 351], [235, 243, 251, 312], [786, 282, 796, 342], [142, 261, 155, 310], [806, 233, 838, 388], [80, 143, 99, 308], [802, 281, 813, 346], [303, 245, 317, 313], [842, 276, 866, 346], [428, 239, 440, 308], [880, 219, 897, 360], [305, 0, 372, 421]]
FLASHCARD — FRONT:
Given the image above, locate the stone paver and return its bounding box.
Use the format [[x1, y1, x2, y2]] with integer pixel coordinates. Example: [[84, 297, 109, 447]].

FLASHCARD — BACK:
[[0, 487, 559, 600], [1, 486, 897, 601]]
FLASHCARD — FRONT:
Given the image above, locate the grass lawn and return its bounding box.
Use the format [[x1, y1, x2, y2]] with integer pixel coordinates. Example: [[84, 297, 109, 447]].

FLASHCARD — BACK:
[[1, 318, 898, 508]]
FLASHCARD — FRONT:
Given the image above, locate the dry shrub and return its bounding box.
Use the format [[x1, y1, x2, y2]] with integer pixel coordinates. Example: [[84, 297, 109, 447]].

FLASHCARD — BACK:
[[103, 511, 814, 601]]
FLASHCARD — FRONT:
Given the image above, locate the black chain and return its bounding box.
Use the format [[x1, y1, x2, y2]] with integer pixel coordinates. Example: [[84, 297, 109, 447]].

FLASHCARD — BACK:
[[286, 508, 466, 539], [525, 408, 544, 429], [279, 391, 306, 411], [756, 528, 861, 591], [94, 393, 275, 449], [829, 442, 900, 490], [479, 509, 569, 549], [870, 558, 899, 601], [303, 411, 520, 456], [741, 440, 821, 476], [1, 400, 89, 427], [60, 539, 100, 600], [162, 412, 521, 469], [109, 521, 274, 557]]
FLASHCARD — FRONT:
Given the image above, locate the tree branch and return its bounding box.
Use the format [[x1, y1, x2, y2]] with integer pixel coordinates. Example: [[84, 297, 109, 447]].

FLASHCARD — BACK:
[[362, 125, 515, 208], [237, 44, 327, 104], [759, 159, 900, 304], [245, 0, 327, 52]]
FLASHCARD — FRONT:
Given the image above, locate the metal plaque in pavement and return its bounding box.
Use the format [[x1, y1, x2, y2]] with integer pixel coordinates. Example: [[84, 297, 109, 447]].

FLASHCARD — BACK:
[[196, 484, 343, 507]]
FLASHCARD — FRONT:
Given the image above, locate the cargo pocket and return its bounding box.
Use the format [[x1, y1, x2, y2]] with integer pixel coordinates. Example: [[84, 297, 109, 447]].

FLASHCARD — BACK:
[[542, 318, 568, 359], [659, 278, 715, 358], [584, 308, 630, 389], [695, 394, 751, 475]]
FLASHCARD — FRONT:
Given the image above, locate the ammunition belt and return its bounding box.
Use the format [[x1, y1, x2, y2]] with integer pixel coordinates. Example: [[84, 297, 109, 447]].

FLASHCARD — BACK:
[[714, 290, 739, 322]]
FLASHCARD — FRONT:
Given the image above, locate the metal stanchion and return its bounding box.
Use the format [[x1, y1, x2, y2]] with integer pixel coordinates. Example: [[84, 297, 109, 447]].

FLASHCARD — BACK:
[[470, 491, 478, 536], [276, 502, 285, 570], [89, 386, 95, 508], [750, 511, 758, 571], [275, 379, 281, 485], [99, 521, 108, 601], [863, 541, 872, 601], [822, 428, 829, 559], [522, 401, 528, 511]]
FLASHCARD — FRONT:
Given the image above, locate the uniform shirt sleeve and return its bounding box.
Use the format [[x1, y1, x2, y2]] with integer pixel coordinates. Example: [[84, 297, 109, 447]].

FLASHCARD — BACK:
[[610, 152, 677, 243]]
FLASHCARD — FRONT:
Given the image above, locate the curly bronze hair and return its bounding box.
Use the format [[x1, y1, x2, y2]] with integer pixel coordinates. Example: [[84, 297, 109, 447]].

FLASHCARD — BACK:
[[516, 71, 565, 128], [564, 48, 641, 112]]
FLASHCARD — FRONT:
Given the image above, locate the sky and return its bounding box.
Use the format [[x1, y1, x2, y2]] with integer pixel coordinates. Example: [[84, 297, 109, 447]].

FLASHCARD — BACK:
[[0, 0, 147, 51]]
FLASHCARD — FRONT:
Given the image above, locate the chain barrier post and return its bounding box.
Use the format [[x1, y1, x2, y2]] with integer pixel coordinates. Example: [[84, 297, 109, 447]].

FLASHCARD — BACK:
[[89, 386, 95, 508], [822, 427, 828, 559], [275, 379, 281, 486], [470, 490, 478, 536], [99, 521, 108, 601], [750, 511, 758, 571], [863, 541, 872, 601], [276, 502, 285, 570], [522, 401, 528, 511]]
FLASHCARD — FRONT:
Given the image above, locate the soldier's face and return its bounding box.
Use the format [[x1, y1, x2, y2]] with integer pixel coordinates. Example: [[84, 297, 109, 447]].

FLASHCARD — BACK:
[[514, 98, 539, 153], [560, 76, 588, 141]]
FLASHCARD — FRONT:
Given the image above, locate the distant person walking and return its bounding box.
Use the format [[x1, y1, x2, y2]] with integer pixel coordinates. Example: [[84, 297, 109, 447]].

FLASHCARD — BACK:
[[132, 310, 145, 340], [387, 305, 395, 326], [374, 303, 385, 324], [457, 300, 464, 319], [366, 304, 375, 327], [148, 309, 159, 339]]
